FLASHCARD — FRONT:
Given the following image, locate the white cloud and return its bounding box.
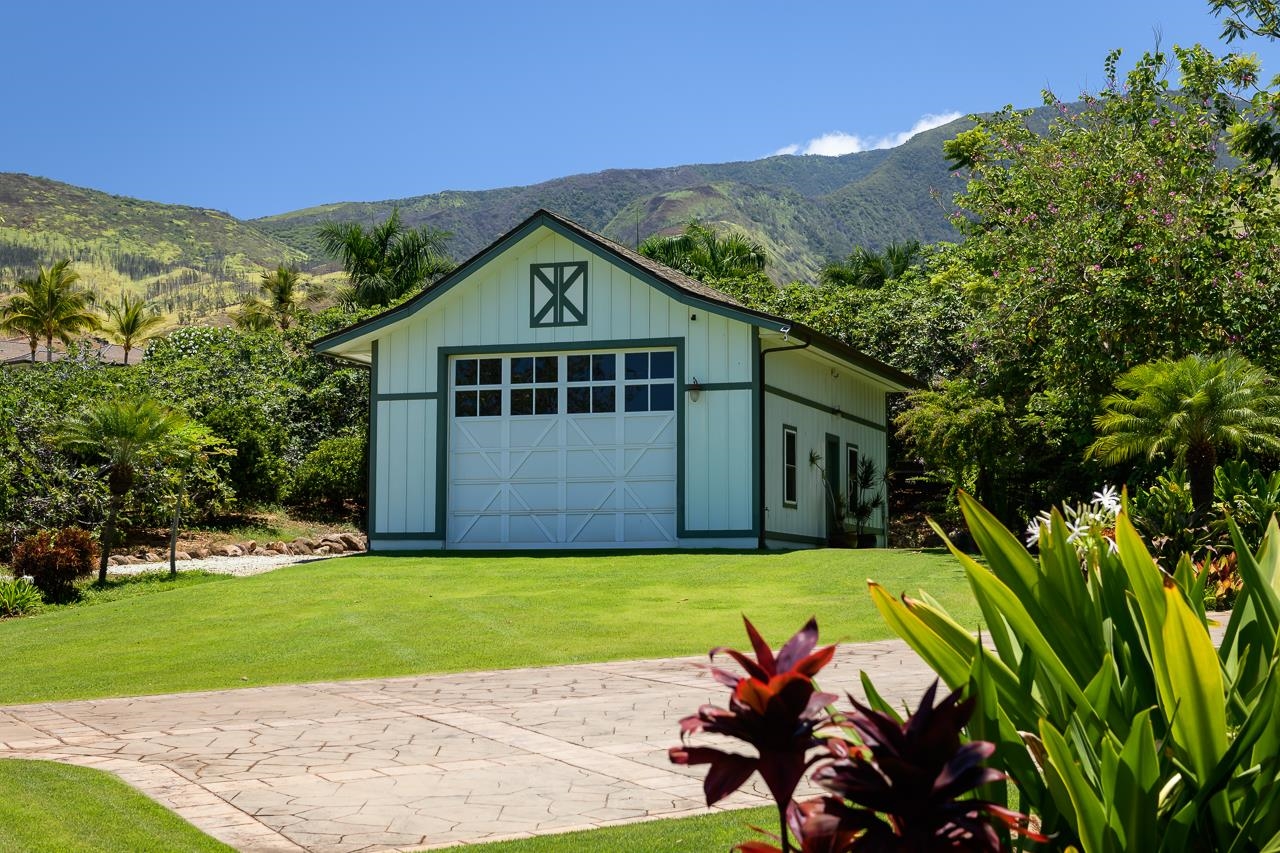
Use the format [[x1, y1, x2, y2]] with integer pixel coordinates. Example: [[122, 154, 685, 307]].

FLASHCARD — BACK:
[[772, 112, 963, 157]]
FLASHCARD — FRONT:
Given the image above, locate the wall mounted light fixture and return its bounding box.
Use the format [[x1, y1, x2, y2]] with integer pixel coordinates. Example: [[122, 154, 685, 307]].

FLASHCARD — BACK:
[[688, 377, 703, 403]]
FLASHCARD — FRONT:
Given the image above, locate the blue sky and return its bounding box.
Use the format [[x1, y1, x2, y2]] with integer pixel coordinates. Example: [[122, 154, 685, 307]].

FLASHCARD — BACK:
[[4, 1, 1278, 219]]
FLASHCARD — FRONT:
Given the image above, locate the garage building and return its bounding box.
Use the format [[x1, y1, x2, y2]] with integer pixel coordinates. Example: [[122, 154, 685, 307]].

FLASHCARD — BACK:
[[312, 210, 916, 551]]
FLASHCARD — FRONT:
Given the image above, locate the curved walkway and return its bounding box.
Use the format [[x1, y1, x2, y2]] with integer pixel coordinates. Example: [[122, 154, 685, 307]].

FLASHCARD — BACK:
[[0, 640, 934, 852]]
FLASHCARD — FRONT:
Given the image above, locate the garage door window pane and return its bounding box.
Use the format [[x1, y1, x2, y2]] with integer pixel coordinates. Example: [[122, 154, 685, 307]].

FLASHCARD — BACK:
[[624, 384, 648, 412], [592, 354, 615, 381], [479, 389, 502, 416], [592, 386, 615, 413], [479, 358, 502, 385], [650, 351, 674, 379], [535, 387, 558, 414], [455, 359, 478, 386], [510, 357, 533, 384], [650, 383, 674, 411], [568, 386, 590, 413], [567, 355, 590, 382], [536, 356, 558, 383], [455, 391, 478, 417], [511, 388, 533, 415], [625, 352, 648, 380]]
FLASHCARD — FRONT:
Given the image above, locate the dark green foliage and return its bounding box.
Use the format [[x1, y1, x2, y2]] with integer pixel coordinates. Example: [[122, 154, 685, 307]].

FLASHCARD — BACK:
[[13, 528, 97, 601], [0, 315, 370, 552], [1130, 472, 1212, 567], [0, 578, 42, 616], [286, 435, 367, 510]]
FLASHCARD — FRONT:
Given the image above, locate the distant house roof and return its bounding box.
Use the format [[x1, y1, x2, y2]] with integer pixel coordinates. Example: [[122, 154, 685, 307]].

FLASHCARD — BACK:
[[0, 336, 143, 366], [311, 209, 921, 390]]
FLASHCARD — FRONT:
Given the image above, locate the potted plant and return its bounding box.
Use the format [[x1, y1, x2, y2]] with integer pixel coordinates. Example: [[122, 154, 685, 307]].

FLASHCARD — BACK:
[[848, 457, 884, 548]]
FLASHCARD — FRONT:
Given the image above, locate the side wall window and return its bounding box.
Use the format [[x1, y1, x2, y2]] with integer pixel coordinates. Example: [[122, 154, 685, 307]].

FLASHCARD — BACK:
[[783, 425, 798, 506]]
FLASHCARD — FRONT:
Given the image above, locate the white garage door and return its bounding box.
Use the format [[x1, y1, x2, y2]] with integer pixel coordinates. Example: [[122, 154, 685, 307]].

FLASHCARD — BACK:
[[448, 349, 677, 547]]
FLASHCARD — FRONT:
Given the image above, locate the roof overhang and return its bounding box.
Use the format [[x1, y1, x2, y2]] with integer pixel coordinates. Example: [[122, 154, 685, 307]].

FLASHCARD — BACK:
[[311, 209, 923, 393]]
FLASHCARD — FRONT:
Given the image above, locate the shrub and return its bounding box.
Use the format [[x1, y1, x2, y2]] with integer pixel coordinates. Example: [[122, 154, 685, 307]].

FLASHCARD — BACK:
[[670, 618, 1040, 851], [1215, 460, 1280, 545], [12, 528, 98, 602], [285, 435, 366, 510], [0, 578, 42, 617], [871, 492, 1280, 850], [1130, 471, 1212, 566]]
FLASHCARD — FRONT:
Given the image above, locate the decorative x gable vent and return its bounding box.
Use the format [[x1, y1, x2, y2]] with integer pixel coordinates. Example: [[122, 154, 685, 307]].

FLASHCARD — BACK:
[[530, 262, 588, 327]]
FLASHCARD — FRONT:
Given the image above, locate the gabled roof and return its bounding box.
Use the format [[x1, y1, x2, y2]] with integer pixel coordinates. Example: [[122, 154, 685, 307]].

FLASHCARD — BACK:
[[311, 209, 920, 390]]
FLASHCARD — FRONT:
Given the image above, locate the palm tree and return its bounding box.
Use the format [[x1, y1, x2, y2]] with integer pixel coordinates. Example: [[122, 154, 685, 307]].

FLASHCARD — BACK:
[[0, 260, 100, 361], [234, 265, 324, 332], [638, 221, 768, 281], [1086, 353, 1280, 515], [317, 210, 453, 309], [820, 240, 921, 289], [0, 296, 40, 362], [102, 293, 165, 363], [58, 396, 191, 582]]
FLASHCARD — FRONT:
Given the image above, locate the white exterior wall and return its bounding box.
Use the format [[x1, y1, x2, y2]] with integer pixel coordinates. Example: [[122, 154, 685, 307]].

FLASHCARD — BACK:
[[763, 347, 889, 546], [369, 226, 756, 541]]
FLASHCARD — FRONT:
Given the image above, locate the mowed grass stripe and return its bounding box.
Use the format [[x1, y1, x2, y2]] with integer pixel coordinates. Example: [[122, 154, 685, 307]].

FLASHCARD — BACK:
[[0, 759, 232, 853], [0, 549, 973, 704]]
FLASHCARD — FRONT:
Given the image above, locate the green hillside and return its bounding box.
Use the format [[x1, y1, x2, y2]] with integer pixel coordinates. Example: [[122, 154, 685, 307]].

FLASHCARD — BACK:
[[253, 117, 975, 283], [0, 110, 998, 309], [0, 173, 307, 321]]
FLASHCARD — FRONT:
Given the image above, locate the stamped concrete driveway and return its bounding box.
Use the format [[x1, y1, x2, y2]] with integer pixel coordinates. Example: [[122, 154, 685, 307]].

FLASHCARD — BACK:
[[0, 639, 938, 852]]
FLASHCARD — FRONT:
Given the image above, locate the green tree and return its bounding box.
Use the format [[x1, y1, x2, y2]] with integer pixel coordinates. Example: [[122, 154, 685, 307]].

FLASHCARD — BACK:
[[317, 210, 453, 309], [638, 220, 767, 281], [0, 298, 40, 362], [819, 240, 920, 289], [1087, 353, 1280, 515], [234, 265, 323, 332], [102, 294, 165, 363], [0, 260, 100, 362], [896, 378, 1018, 513], [58, 396, 190, 582], [159, 420, 229, 576], [896, 44, 1280, 512]]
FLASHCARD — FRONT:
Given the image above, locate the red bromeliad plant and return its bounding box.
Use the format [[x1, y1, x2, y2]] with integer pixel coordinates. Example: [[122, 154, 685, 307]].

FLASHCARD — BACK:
[[671, 618, 1042, 853], [670, 617, 837, 823]]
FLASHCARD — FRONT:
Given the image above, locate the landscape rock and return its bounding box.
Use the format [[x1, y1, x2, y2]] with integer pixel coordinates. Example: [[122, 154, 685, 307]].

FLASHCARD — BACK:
[[190, 548, 211, 559], [259, 549, 279, 557], [325, 542, 346, 554], [290, 540, 313, 555], [238, 541, 257, 555], [173, 551, 190, 561], [339, 533, 364, 552], [122, 556, 144, 565], [108, 555, 127, 566], [216, 545, 243, 557], [314, 545, 331, 555]]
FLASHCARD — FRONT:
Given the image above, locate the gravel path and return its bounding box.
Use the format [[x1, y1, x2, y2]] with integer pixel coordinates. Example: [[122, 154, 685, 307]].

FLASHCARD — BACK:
[[107, 551, 353, 578]]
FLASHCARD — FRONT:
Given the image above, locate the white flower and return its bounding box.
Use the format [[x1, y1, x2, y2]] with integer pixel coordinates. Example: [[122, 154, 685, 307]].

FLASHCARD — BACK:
[[1025, 518, 1043, 547], [1092, 485, 1121, 513], [1066, 518, 1090, 543]]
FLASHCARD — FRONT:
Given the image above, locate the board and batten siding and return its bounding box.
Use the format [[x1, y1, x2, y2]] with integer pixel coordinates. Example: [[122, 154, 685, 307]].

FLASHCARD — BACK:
[[763, 346, 889, 546], [369, 225, 756, 542]]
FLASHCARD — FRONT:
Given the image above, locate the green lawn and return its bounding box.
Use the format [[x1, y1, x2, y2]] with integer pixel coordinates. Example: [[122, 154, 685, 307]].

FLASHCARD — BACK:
[[454, 807, 777, 851], [0, 548, 974, 704], [0, 759, 231, 853]]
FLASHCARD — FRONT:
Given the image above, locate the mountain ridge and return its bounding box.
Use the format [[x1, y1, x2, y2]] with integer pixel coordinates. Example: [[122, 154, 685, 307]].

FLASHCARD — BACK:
[[0, 110, 988, 315]]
